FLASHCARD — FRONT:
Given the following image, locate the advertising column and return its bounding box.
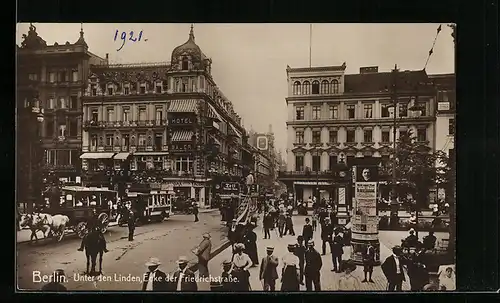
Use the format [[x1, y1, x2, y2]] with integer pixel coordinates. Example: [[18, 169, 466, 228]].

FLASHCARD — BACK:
[[350, 165, 381, 265]]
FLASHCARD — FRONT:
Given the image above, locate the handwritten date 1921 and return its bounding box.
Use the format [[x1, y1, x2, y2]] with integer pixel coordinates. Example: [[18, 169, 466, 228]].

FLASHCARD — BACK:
[[113, 30, 147, 51]]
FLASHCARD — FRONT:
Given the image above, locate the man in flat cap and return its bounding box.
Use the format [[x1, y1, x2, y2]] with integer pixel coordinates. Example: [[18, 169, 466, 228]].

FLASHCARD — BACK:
[[167, 256, 198, 291], [259, 246, 279, 291], [142, 257, 167, 291], [304, 240, 322, 291], [193, 232, 212, 278]]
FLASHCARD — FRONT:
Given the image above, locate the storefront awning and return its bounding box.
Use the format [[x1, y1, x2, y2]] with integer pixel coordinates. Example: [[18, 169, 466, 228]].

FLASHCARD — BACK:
[[113, 152, 131, 160], [133, 152, 169, 156], [294, 181, 332, 186], [209, 135, 221, 146], [168, 99, 198, 113], [171, 130, 194, 142], [229, 123, 242, 138], [207, 103, 223, 122], [80, 153, 115, 159]]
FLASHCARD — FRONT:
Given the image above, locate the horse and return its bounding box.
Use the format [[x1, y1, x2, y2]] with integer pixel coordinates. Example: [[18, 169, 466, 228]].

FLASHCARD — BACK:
[[84, 227, 105, 276], [37, 213, 70, 242], [19, 213, 51, 243]]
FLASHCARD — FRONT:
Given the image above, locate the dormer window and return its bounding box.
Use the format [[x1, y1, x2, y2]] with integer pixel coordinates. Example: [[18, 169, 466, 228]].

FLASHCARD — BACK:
[[91, 84, 97, 96], [140, 84, 146, 94], [124, 84, 130, 95], [182, 57, 189, 70], [155, 82, 162, 94], [107, 86, 114, 96]]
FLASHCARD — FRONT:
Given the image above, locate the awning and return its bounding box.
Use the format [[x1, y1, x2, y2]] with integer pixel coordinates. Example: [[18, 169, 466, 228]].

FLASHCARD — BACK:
[[293, 181, 332, 186], [80, 153, 115, 159], [229, 123, 242, 138], [113, 152, 131, 160], [133, 152, 169, 156], [207, 103, 223, 122], [171, 130, 194, 142], [210, 136, 221, 146], [168, 99, 198, 113]]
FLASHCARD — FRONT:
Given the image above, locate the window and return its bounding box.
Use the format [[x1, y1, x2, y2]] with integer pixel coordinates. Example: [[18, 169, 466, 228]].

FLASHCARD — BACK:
[[72, 70, 78, 82], [58, 124, 66, 137], [182, 78, 188, 92], [139, 108, 147, 121], [59, 97, 66, 109], [107, 108, 114, 121], [91, 86, 97, 96], [312, 155, 320, 171], [293, 81, 301, 95], [56, 150, 70, 165], [70, 96, 78, 109], [329, 106, 338, 119], [364, 104, 373, 118], [91, 109, 99, 122], [106, 135, 113, 146], [156, 83, 162, 93], [155, 108, 163, 124], [107, 87, 114, 95], [138, 134, 147, 146], [91, 135, 98, 149], [28, 73, 38, 81], [59, 71, 66, 82], [295, 155, 304, 171], [48, 72, 56, 83], [381, 104, 391, 117], [449, 119, 455, 135], [320, 80, 329, 94], [154, 134, 162, 151], [48, 97, 55, 109], [191, 79, 197, 92], [417, 128, 427, 142], [438, 91, 449, 102], [45, 119, 54, 136], [295, 106, 304, 120], [346, 130, 355, 143], [312, 106, 321, 120], [363, 129, 373, 143], [138, 85, 145, 94], [346, 104, 356, 119], [329, 130, 337, 143], [175, 157, 193, 172], [399, 103, 408, 117], [312, 131, 321, 144], [302, 81, 311, 95], [124, 86, 130, 95], [122, 134, 130, 148], [398, 129, 405, 140], [153, 156, 164, 170], [122, 108, 130, 122], [330, 80, 339, 94], [295, 131, 304, 144], [329, 155, 337, 170], [382, 130, 390, 143], [69, 120, 77, 137], [182, 57, 189, 70], [312, 81, 320, 94]]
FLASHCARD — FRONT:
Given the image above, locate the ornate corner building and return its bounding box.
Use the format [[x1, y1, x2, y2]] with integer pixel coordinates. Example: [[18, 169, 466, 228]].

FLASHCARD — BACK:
[[79, 26, 250, 207]]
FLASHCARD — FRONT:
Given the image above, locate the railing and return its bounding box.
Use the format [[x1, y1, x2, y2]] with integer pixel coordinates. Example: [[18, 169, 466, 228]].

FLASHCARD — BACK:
[[83, 120, 167, 128], [279, 170, 335, 177]]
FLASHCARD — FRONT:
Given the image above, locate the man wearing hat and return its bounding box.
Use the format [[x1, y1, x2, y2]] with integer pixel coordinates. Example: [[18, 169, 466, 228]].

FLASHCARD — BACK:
[[41, 269, 67, 291], [193, 232, 212, 278], [320, 217, 333, 255], [243, 223, 259, 267], [142, 257, 167, 291], [331, 229, 344, 273], [294, 235, 306, 285], [302, 217, 314, 244], [221, 259, 236, 291], [381, 246, 406, 291], [404, 228, 419, 248], [281, 243, 300, 290], [304, 240, 322, 291], [259, 246, 279, 291], [167, 256, 198, 291]]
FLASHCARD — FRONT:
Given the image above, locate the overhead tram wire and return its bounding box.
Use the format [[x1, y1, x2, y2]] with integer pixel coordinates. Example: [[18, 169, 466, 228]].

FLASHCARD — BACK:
[[423, 24, 442, 71]]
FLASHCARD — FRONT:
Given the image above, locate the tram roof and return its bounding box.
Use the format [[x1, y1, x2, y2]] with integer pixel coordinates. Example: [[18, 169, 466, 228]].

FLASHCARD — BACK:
[[61, 186, 117, 193]]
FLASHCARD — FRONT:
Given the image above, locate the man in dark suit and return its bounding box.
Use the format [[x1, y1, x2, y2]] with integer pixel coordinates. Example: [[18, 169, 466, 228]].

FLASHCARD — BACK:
[[259, 246, 279, 291], [381, 246, 406, 291], [263, 212, 273, 239], [168, 256, 198, 291], [142, 257, 168, 291], [362, 243, 376, 283], [302, 218, 314, 244], [127, 204, 136, 241], [330, 229, 344, 272], [294, 235, 306, 285], [304, 240, 322, 291], [320, 217, 333, 255]]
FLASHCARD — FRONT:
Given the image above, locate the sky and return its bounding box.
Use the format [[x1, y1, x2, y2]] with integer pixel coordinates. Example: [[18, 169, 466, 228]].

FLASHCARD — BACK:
[[16, 23, 455, 156]]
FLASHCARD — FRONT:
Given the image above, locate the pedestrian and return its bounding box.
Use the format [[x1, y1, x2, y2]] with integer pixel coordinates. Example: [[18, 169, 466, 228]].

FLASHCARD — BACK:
[[311, 213, 318, 231], [280, 243, 300, 291], [320, 217, 333, 255], [406, 250, 428, 291], [330, 229, 344, 272], [404, 228, 419, 248], [193, 232, 212, 278], [438, 266, 455, 291], [221, 259, 236, 291], [246, 171, 255, 194], [167, 256, 198, 291], [284, 213, 295, 236], [259, 246, 279, 291], [422, 231, 437, 251], [338, 260, 361, 291], [142, 257, 168, 291], [243, 223, 259, 267], [304, 240, 322, 291], [40, 269, 67, 291], [263, 212, 273, 239], [192, 201, 199, 222], [231, 243, 253, 291], [294, 235, 306, 285], [127, 204, 136, 241], [381, 246, 406, 291], [362, 243, 376, 283], [302, 218, 313, 244], [277, 212, 286, 237]]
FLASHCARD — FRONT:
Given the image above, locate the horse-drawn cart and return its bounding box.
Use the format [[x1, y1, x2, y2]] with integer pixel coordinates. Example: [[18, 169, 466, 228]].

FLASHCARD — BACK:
[[59, 186, 117, 238]]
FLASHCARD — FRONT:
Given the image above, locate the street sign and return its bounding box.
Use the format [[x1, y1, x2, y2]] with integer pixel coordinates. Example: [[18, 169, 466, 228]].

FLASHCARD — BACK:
[[221, 182, 240, 192], [256, 136, 268, 150]]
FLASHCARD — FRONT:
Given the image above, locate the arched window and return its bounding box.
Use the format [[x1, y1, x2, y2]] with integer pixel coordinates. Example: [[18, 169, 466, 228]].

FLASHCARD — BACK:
[[302, 81, 311, 95], [330, 80, 339, 94], [181, 57, 189, 70], [312, 80, 320, 94], [293, 81, 301, 95], [320, 80, 330, 94]]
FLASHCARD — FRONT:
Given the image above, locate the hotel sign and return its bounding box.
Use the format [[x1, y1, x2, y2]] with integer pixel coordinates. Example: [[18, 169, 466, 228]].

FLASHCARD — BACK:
[[169, 116, 194, 126]]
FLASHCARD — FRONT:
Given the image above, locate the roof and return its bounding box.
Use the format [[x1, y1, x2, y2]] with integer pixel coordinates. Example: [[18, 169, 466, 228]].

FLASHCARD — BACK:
[[171, 25, 208, 63], [89, 63, 171, 84], [287, 63, 347, 73], [344, 69, 431, 94]]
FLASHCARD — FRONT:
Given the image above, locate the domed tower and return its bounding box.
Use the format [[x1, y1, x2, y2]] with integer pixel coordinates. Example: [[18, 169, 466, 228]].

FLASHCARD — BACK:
[[171, 24, 212, 73]]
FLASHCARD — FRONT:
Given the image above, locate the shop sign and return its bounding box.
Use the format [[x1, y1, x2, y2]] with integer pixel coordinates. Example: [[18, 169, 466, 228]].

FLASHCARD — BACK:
[[221, 182, 240, 192], [170, 143, 193, 152]]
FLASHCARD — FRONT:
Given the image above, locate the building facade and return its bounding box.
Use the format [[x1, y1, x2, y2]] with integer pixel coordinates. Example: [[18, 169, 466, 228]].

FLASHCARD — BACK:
[[247, 128, 280, 194], [80, 26, 248, 207], [279, 64, 436, 204]]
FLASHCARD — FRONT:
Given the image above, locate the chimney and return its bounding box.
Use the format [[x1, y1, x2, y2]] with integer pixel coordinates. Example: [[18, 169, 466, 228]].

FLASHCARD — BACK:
[[359, 66, 379, 74], [106, 53, 109, 65]]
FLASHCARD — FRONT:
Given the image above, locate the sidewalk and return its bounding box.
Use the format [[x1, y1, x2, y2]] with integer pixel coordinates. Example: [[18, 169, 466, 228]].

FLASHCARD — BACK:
[[208, 215, 410, 291]]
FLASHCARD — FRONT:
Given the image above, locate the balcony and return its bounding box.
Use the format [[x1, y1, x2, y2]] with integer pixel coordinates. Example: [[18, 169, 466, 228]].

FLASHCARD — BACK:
[[83, 120, 167, 129]]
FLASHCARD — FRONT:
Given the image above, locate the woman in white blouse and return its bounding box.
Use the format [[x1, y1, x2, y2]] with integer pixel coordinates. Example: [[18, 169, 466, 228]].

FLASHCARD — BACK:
[[231, 243, 253, 291]]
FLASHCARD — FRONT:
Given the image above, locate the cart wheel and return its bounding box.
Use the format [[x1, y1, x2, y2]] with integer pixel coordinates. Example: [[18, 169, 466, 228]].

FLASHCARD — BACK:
[[98, 213, 110, 233], [76, 222, 88, 239]]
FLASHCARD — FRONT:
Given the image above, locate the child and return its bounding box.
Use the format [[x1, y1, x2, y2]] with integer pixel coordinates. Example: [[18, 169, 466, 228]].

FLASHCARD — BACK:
[[311, 213, 318, 231], [338, 260, 361, 291]]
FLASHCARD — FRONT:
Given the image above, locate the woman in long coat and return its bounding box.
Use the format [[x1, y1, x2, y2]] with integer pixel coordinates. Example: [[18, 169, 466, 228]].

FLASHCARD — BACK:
[[243, 223, 259, 266]]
